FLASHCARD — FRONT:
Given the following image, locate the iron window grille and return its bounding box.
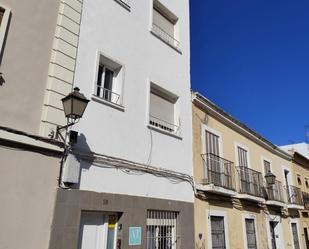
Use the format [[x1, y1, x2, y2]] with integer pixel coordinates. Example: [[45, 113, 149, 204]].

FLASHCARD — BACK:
[[146, 210, 178, 249]]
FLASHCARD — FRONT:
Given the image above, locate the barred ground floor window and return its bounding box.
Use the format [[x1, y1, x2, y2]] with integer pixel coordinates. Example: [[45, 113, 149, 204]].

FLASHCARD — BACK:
[[146, 210, 178, 249]]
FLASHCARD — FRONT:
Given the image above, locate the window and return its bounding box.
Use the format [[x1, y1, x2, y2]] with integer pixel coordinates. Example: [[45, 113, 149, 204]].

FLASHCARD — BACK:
[[237, 146, 248, 167], [152, 0, 179, 49], [149, 83, 180, 136], [210, 216, 226, 249], [305, 178, 309, 188], [0, 6, 11, 57], [245, 219, 257, 249], [94, 54, 123, 106], [205, 130, 220, 156], [291, 223, 300, 249], [297, 174, 302, 186], [146, 210, 178, 249], [263, 160, 271, 174]]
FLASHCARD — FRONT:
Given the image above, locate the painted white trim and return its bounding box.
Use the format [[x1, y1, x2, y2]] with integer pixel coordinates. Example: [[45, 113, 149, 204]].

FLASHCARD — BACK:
[[201, 124, 224, 157], [208, 210, 230, 249], [290, 218, 302, 249], [234, 142, 251, 168], [266, 214, 285, 249], [242, 213, 259, 249], [0, 5, 10, 58]]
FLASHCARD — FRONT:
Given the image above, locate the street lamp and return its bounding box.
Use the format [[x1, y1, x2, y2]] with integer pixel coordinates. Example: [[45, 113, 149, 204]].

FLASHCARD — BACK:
[[57, 87, 89, 188], [61, 87, 89, 120], [265, 171, 276, 185], [56, 87, 89, 142]]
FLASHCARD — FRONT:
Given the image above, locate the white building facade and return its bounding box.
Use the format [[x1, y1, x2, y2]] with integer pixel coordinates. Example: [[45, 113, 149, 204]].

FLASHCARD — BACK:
[[48, 0, 194, 249]]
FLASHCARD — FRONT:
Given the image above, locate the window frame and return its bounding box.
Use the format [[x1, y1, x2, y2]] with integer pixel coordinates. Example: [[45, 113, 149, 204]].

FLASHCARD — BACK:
[[261, 156, 272, 177], [150, 0, 181, 52], [0, 5, 11, 59], [146, 210, 178, 249], [201, 124, 223, 158], [92, 51, 125, 111], [234, 142, 251, 168], [290, 219, 302, 249], [242, 214, 259, 249], [208, 210, 230, 249], [147, 82, 180, 138]]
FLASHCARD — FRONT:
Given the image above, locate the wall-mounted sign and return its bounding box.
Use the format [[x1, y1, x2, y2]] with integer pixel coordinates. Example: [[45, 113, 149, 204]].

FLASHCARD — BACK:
[[129, 227, 142, 246]]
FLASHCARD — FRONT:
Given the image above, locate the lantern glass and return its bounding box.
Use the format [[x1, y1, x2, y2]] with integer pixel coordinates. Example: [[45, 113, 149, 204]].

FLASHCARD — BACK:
[[265, 171, 276, 185], [61, 87, 89, 120]]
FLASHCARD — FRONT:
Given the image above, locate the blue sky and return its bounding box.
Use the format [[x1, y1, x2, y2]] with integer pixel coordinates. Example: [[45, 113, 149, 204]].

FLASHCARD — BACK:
[[190, 0, 309, 145]]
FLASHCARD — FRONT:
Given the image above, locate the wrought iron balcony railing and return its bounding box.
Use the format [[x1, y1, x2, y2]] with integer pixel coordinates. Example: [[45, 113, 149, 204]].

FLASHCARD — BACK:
[[303, 192, 309, 209], [201, 153, 235, 191], [149, 115, 181, 136], [237, 166, 264, 198], [152, 24, 180, 49], [96, 86, 121, 105], [265, 180, 286, 203], [286, 185, 303, 206]]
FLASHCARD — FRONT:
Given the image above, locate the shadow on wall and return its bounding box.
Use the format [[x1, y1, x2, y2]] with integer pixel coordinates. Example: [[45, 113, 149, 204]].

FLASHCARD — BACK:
[[71, 133, 94, 189]]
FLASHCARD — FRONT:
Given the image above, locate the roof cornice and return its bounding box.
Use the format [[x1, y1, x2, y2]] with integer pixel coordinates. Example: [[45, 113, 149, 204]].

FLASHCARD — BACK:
[[192, 92, 292, 161]]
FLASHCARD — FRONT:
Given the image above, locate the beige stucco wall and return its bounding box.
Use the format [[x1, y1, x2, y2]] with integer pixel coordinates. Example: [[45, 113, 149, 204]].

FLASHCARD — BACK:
[[0, 146, 60, 249], [192, 102, 299, 249], [0, 0, 59, 134]]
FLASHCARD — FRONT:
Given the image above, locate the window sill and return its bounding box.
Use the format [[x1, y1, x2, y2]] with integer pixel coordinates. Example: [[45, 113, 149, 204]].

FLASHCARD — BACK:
[[150, 30, 182, 54], [147, 124, 182, 140], [114, 0, 131, 11], [91, 95, 125, 112]]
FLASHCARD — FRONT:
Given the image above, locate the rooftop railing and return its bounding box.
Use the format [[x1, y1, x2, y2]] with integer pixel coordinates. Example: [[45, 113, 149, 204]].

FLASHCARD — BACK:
[[149, 115, 181, 136], [201, 153, 235, 191], [237, 166, 264, 198], [152, 24, 180, 50], [265, 180, 286, 203]]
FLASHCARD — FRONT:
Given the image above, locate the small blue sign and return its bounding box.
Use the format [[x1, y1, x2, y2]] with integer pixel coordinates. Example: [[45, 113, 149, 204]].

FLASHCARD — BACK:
[[129, 227, 142, 246]]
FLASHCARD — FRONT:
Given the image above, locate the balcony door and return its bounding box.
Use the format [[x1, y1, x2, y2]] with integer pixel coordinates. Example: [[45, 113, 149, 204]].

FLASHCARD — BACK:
[[237, 146, 250, 193], [284, 169, 294, 202], [205, 130, 221, 186]]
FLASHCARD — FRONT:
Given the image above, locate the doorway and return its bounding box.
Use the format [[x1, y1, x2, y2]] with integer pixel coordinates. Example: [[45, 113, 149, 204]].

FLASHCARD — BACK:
[[78, 212, 118, 249]]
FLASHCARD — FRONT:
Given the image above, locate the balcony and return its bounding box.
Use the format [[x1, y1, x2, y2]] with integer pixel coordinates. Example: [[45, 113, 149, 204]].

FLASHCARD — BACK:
[[197, 153, 237, 196], [237, 166, 265, 202], [286, 185, 304, 209], [302, 192, 309, 210], [149, 115, 181, 137], [151, 24, 180, 51], [95, 86, 121, 106], [265, 180, 286, 207]]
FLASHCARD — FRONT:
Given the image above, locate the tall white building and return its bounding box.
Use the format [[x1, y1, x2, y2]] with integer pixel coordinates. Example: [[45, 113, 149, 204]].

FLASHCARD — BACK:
[[280, 142, 309, 159], [48, 0, 194, 249]]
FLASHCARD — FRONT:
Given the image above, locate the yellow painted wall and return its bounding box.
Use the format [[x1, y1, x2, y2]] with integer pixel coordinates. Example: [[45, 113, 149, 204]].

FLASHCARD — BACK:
[[192, 102, 303, 249]]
